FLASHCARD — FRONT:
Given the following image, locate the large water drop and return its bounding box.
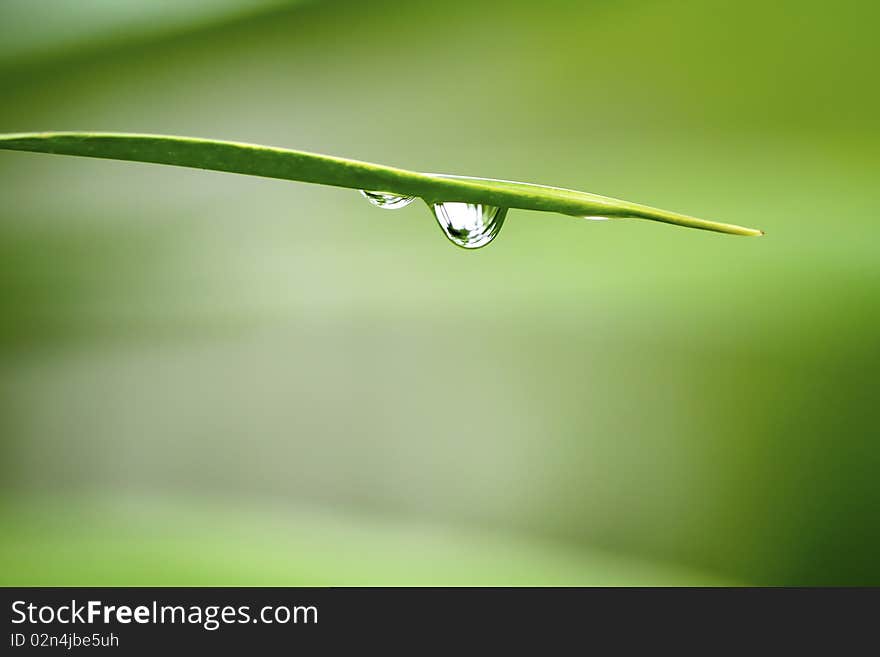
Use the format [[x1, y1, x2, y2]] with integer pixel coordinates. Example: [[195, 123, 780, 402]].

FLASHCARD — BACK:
[[429, 202, 507, 249], [360, 190, 415, 209]]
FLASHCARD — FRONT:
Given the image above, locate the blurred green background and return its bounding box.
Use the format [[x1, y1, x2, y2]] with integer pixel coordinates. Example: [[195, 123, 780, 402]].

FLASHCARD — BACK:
[[1, 0, 878, 586]]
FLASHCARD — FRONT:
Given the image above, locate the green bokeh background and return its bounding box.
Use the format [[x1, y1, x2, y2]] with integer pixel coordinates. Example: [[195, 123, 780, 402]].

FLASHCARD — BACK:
[[1, 0, 877, 586]]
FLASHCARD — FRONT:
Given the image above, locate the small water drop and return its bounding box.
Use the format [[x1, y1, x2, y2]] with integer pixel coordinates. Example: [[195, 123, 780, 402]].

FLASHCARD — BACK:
[[360, 190, 415, 209], [583, 216, 610, 221], [429, 202, 507, 249]]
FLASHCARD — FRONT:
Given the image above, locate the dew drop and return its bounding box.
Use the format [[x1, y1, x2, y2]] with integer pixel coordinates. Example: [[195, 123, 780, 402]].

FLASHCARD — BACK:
[[429, 202, 508, 249], [360, 190, 415, 209]]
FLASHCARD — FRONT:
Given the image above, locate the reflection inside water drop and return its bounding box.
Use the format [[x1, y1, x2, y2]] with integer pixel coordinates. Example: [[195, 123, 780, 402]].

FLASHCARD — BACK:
[[360, 190, 415, 209], [429, 202, 507, 249], [583, 216, 610, 221]]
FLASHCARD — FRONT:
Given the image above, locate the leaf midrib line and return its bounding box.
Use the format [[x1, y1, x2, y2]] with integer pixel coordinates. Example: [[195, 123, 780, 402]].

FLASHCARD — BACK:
[[0, 132, 763, 236]]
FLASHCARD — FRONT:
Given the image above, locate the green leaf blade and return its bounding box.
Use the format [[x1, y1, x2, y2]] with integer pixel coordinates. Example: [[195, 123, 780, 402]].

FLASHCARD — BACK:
[[0, 132, 763, 237]]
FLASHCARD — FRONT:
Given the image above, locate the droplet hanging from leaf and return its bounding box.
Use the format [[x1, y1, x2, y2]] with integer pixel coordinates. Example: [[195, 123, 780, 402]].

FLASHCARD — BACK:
[[359, 190, 415, 209], [429, 202, 507, 249]]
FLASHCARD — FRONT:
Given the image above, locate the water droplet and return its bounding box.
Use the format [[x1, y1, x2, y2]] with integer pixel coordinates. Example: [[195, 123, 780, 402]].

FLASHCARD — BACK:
[[429, 202, 508, 249], [583, 216, 610, 221], [360, 190, 415, 209]]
